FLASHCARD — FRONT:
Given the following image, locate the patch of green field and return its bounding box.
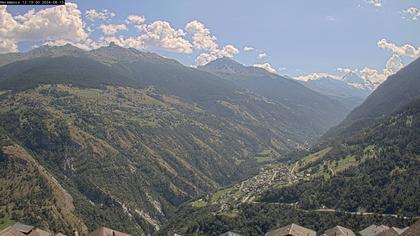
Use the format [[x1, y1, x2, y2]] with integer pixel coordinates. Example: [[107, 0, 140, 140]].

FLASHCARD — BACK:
[[73, 88, 103, 98], [333, 155, 358, 172], [255, 148, 274, 163], [191, 200, 208, 208], [296, 147, 332, 172], [0, 217, 15, 230], [211, 187, 234, 204]]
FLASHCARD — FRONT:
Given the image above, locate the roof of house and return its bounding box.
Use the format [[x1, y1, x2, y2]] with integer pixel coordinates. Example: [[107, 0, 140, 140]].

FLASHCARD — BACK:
[[400, 220, 420, 236], [322, 225, 356, 236], [359, 225, 390, 236], [265, 223, 316, 236], [0, 223, 54, 236], [375, 228, 401, 236], [392, 227, 408, 235], [219, 231, 243, 236], [88, 227, 130, 236], [0, 226, 27, 236]]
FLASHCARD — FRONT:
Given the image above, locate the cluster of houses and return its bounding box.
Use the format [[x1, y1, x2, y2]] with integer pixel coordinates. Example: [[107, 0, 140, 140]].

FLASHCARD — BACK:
[[1, 220, 419, 236], [221, 220, 420, 236]]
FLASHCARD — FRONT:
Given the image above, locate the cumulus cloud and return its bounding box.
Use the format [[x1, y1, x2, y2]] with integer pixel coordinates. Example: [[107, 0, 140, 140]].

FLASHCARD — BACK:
[[243, 46, 254, 52], [359, 54, 403, 85], [140, 21, 192, 53], [253, 63, 277, 74], [126, 15, 146, 31], [195, 44, 239, 65], [297, 54, 403, 87], [185, 20, 218, 51], [377, 38, 420, 58], [85, 9, 115, 21], [368, 0, 382, 7], [185, 20, 239, 65], [403, 7, 420, 20], [0, 5, 238, 61], [100, 24, 127, 36], [0, 3, 88, 53], [126, 15, 146, 25], [257, 52, 267, 59]]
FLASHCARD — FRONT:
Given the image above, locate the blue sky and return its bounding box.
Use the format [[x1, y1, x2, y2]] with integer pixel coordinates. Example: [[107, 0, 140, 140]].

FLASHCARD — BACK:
[[3, 0, 420, 80]]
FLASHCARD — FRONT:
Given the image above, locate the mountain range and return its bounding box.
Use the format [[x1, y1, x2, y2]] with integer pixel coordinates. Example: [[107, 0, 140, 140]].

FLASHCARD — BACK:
[[159, 57, 420, 235], [0, 44, 355, 235], [296, 72, 373, 110]]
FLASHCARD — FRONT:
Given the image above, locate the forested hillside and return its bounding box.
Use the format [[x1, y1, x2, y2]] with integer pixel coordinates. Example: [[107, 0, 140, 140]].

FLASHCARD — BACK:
[[0, 44, 351, 234], [158, 58, 420, 236]]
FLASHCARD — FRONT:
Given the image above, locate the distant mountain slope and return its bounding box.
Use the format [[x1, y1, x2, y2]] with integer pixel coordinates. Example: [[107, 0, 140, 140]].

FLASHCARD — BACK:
[[199, 58, 351, 137], [298, 75, 371, 110], [326, 57, 420, 139], [0, 56, 138, 91]]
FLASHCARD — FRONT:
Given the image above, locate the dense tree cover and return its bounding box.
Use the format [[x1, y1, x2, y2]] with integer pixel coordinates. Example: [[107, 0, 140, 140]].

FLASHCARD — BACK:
[[0, 83, 322, 234], [261, 99, 420, 217]]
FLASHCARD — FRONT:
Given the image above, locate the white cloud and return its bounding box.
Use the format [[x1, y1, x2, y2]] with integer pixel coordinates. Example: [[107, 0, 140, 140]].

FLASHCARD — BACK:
[[257, 52, 267, 59], [253, 63, 277, 74], [403, 7, 420, 20], [384, 54, 403, 74], [126, 15, 146, 25], [337, 67, 353, 74], [85, 9, 115, 21], [295, 72, 340, 82], [195, 44, 239, 65], [377, 38, 420, 58], [368, 0, 382, 7], [359, 54, 403, 85], [185, 20, 239, 65], [243, 46, 254, 52], [0, 6, 236, 61], [196, 53, 217, 66], [0, 39, 17, 53], [98, 20, 193, 53], [326, 16, 336, 21], [100, 24, 127, 36], [0, 3, 88, 53], [185, 20, 218, 51], [140, 20, 192, 53]]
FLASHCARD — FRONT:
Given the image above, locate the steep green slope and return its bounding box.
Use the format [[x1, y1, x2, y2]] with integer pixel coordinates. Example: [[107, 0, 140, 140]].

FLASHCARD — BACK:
[[0, 56, 138, 91], [261, 98, 420, 216], [0, 81, 322, 234], [0, 85, 271, 234]]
